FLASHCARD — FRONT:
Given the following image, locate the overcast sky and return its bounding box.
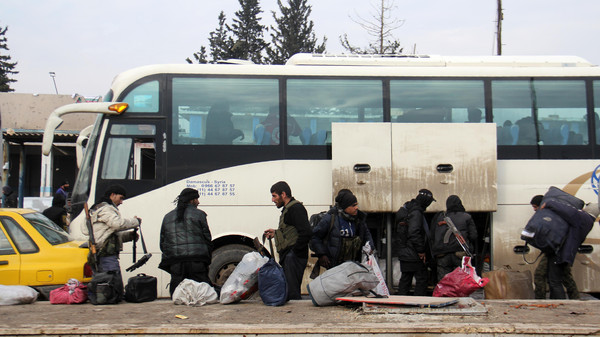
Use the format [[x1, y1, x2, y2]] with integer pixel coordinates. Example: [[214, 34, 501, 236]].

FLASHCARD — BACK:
[[2, 0, 599, 97]]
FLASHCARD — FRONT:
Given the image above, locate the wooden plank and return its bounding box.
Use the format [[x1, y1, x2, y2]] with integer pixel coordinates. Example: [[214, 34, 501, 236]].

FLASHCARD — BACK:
[[336, 295, 459, 308]]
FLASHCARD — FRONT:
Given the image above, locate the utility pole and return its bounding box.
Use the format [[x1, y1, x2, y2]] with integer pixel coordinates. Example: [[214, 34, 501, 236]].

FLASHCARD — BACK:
[[496, 0, 503, 55]]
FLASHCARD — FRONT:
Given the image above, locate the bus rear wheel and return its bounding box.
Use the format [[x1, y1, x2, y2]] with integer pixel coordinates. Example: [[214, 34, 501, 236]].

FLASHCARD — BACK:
[[209, 244, 254, 287]]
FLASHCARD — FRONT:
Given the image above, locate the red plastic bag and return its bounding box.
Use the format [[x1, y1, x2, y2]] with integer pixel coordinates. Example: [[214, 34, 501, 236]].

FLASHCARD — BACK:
[[432, 256, 489, 297], [50, 279, 88, 304]]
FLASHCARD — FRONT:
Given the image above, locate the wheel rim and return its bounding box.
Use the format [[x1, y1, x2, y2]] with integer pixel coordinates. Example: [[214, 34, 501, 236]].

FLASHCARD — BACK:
[[214, 262, 238, 286]]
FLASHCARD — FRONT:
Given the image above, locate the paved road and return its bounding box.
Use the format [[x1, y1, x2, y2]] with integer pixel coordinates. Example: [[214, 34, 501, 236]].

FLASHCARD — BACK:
[[1, 297, 600, 336]]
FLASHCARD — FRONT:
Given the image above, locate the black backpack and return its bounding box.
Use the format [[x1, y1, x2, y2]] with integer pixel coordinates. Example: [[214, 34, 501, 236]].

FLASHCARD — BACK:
[[88, 271, 123, 305]]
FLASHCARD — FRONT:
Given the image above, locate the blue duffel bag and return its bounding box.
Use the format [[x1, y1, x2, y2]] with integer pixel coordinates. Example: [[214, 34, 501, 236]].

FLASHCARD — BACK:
[[257, 237, 288, 306]]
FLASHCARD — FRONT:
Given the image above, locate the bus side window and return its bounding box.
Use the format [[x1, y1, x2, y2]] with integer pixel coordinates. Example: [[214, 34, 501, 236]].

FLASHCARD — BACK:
[[287, 79, 384, 145], [390, 80, 484, 124]]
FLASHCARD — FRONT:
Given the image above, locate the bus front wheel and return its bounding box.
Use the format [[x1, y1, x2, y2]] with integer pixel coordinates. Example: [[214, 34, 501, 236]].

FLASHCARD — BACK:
[[209, 244, 254, 286]]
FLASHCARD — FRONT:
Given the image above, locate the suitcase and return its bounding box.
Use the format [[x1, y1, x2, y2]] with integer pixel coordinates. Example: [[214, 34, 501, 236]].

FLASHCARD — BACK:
[[124, 273, 157, 303]]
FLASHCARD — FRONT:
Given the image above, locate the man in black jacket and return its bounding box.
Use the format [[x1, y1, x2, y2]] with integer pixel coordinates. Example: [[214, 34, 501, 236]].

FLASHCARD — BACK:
[[396, 189, 435, 296], [311, 189, 375, 269], [159, 188, 213, 297], [430, 195, 477, 282], [264, 181, 311, 300]]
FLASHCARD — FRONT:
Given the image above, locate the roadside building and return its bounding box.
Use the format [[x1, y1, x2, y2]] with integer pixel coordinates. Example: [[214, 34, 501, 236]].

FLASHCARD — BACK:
[[0, 93, 98, 206]]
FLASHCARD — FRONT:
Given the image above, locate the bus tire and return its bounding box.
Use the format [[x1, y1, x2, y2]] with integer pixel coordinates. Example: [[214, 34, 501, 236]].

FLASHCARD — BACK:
[[209, 244, 254, 287]]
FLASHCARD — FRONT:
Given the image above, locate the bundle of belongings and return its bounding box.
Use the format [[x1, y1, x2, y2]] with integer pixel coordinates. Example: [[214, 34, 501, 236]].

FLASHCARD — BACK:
[[521, 186, 597, 266], [306, 261, 382, 306]]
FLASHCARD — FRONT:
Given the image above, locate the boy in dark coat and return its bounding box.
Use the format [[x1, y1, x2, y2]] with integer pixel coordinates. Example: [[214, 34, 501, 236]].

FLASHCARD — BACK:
[[396, 189, 435, 296]]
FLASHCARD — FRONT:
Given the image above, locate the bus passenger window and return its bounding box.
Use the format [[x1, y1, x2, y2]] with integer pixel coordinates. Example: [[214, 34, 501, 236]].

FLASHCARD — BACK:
[[121, 81, 159, 113], [171, 77, 279, 145], [390, 80, 484, 124], [594, 81, 600, 145], [287, 79, 384, 145], [492, 80, 587, 146]]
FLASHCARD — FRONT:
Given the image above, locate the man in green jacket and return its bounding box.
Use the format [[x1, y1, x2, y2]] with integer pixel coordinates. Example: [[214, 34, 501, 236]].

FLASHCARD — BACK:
[[264, 181, 311, 300]]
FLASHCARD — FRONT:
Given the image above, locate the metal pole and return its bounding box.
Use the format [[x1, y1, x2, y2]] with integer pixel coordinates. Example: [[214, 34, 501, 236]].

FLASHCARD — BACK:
[[18, 144, 25, 208], [385, 213, 393, 291], [496, 0, 503, 55], [49, 72, 58, 94]]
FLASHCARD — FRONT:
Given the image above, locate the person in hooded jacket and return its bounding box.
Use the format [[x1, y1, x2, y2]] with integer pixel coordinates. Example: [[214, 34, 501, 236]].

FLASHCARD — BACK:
[[43, 193, 68, 231], [2, 185, 17, 208], [396, 189, 435, 296], [430, 195, 477, 282], [159, 188, 213, 297], [538, 200, 597, 299], [311, 189, 375, 270]]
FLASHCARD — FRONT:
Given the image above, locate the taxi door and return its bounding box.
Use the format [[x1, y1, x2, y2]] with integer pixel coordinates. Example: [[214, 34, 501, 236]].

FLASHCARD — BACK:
[[0, 221, 21, 284]]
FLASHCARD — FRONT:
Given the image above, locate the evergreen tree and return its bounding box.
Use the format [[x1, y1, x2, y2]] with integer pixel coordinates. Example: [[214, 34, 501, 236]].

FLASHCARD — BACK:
[[209, 11, 235, 62], [267, 0, 326, 65], [228, 0, 267, 64], [0, 25, 18, 92], [186, 46, 208, 64]]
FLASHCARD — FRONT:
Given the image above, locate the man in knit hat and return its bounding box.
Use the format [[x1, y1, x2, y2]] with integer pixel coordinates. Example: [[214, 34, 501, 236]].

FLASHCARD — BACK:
[[311, 189, 374, 271], [159, 188, 213, 297]]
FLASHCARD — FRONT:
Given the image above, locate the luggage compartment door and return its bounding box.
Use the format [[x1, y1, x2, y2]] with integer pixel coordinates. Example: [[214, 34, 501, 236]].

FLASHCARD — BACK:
[[332, 122, 497, 213], [331, 123, 392, 212]]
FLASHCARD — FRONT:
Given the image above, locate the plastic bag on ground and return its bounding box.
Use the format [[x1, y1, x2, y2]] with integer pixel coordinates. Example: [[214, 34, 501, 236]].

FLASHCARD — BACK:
[[306, 261, 379, 306], [220, 251, 269, 304], [0, 285, 38, 305], [433, 256, 489, 297], [172, 279, 218, 306]]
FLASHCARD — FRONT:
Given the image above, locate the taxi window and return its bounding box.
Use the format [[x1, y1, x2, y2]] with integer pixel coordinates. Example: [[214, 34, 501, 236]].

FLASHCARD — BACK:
[[23, 213, 71, 245], [1, 217, 38, 254], [0, 228, 15, 255]]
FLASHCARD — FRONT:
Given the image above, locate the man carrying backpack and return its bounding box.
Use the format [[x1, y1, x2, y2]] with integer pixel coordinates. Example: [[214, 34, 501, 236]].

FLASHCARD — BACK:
[[535, 200, 597, 299], [264, 181, 311, 300], [430, 195, 477, 282], [395, 189, 435, 296], [310, 189, 375, 270]]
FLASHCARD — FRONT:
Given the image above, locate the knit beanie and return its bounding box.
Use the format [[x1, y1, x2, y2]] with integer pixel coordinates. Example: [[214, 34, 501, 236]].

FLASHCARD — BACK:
[[336, 191, 357, 209]]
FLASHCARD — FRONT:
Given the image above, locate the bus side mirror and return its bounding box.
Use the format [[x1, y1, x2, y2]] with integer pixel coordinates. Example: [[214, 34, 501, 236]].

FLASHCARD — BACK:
[[513, 245, 530, 254], [578, 245, 593, 254]]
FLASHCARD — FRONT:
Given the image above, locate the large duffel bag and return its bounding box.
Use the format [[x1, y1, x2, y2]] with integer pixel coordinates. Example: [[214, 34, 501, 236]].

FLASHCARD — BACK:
[[542, 186, 584, 209], [124, 273, 157, 303], [306, 261, 379, 306], [520, 186, 581, 254]]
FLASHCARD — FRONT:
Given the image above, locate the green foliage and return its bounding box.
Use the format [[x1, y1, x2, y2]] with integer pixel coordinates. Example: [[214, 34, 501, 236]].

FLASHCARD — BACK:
[[0, 25, 18, 92], [228, 0, 267, 64], [266, 0, 327, 65]]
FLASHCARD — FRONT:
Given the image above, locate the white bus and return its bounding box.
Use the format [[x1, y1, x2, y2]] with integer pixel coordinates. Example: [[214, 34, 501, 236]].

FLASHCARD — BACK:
[[43, 54, 600, 298]]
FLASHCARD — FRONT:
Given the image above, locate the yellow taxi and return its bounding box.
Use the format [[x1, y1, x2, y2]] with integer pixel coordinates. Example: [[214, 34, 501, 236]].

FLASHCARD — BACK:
[[0, 208, 92, 298]]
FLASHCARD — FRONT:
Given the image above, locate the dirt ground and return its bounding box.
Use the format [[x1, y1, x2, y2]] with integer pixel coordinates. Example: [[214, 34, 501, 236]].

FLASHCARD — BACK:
[[1, 297, 600, 332]]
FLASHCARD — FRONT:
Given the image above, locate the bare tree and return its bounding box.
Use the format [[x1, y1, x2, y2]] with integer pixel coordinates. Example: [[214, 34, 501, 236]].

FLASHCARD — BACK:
[[340, 0, 404, 54]]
